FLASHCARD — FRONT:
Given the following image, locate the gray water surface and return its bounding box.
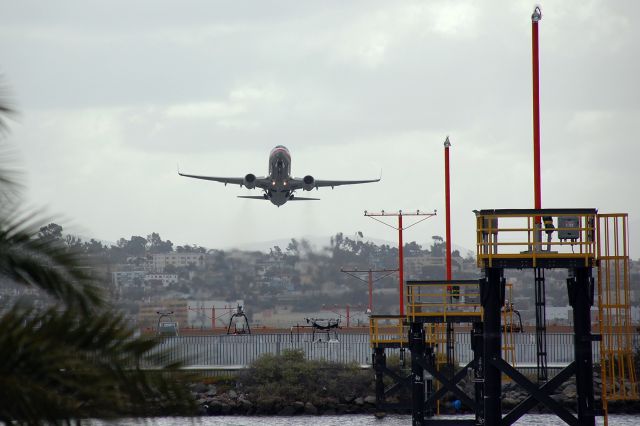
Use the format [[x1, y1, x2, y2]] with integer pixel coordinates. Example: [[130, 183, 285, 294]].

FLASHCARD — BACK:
[[90, 414, 637, 425]]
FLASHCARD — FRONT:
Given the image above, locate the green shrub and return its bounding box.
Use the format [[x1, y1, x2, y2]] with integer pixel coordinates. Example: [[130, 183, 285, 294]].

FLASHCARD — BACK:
[[239, 349, 372, 404]]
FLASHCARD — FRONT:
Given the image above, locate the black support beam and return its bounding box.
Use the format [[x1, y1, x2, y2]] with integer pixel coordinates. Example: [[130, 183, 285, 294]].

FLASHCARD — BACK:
[[481, 268, 504, 426]]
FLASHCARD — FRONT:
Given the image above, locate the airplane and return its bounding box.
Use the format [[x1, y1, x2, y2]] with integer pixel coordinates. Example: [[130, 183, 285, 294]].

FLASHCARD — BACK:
[[178, 145, 380, 207]]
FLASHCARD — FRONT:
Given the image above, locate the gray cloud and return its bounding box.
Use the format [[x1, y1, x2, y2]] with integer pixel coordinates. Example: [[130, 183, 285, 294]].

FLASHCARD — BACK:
[[2, 0, 639, 254]]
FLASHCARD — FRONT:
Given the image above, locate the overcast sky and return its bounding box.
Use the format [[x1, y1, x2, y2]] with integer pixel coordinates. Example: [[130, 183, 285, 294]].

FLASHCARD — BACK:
[[1, 1, 639, 256]]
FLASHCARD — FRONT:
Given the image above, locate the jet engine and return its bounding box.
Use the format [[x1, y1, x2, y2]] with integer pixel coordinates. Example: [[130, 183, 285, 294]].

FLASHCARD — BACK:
[[303, 175, 315, 191], [243, 173, 256, 189]]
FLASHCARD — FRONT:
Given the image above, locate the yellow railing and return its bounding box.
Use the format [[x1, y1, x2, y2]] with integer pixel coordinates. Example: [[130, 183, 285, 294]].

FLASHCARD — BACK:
[[406, 281, 482, 322], [369, 315, 407, 348], [475, 209, 597, 268], [596, 213, 638, 412]]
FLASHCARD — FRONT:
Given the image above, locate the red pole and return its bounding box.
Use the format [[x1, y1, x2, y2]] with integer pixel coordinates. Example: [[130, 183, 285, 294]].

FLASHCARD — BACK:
[[346, 304, 350, 328], [532, 7, 542, 219], [444, 137, 452, 281], [368, 270, 373, 312], [398, 213, 404, 316]]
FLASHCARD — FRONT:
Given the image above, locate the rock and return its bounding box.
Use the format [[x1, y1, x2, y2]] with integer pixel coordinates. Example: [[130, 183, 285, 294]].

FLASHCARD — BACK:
[[341, 394, 356, 404], [206, 401, 225, 415], [219, 402, 232, 414], [255, 399, 274, 414], [364, 395, 377, 405], [336, 403, 350, 413], [227, 389, 238, 399], [354, 397, 365, 406], [293, 401, 305, 413], [551, 394, 564, 403], [563, 384, 577, 399], [304, 402, 318, 415], [322, 408, 337, 415], [192, 382, 208, 394], [238, 397, 253, 411], [278, 405, 297, 416], [503, 398, 518, 408]]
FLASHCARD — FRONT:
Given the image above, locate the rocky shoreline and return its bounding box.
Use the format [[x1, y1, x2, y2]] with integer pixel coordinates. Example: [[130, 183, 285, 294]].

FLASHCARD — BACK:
[[187, 349, 640, 417], [190, 375, 640, 417], [192, 382, 382, 416]]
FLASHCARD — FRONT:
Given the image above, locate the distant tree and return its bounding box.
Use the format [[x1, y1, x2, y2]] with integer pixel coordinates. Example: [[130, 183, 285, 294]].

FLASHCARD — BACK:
[[146, 232, 173, 253], [83, 238, 106, 255], [37, 223, 63, 241], [64, 234, 83, 249], [404, 241, 423, 257], [286, 238, 300, 257], [431, 235, 445, 257], [269, 245, 283, 259], [127, 236, 147, 257]]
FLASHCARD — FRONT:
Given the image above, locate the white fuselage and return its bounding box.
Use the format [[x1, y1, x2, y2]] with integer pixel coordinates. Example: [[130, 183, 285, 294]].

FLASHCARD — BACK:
[[267, 145, 293, 206]]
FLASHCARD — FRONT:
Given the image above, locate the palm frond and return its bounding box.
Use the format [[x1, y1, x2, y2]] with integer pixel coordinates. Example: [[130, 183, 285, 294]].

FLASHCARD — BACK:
[[0, 306, 197, 424], [0, 212, 104, 314]]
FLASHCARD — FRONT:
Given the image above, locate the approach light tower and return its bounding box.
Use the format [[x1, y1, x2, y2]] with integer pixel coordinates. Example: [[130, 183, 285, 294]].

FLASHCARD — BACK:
[[341, 267, 398, 313], [364, 210, 436, 315], [532, 6, 542, 216]]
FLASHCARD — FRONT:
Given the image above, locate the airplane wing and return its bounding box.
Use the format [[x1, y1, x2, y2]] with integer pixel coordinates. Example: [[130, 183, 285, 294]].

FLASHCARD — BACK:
[[313, 178, 380, 188], [237, 195, 320, 201], [178, 171, 270, 188], [289, 176, 380, 190]]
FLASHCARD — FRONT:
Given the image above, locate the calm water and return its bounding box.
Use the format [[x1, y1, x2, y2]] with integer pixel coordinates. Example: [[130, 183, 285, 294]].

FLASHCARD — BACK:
[[89, 414, 638, 425]]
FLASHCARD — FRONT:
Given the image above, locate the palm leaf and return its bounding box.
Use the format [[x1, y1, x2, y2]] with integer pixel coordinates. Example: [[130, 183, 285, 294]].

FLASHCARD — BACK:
[[0, 306, 197, 424], [0, 212, 104, 314], [0, 83, 197, 423]]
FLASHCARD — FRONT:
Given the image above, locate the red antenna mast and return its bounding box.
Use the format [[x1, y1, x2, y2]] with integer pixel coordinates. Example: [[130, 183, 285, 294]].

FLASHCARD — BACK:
[[532, 6, 542, 216]]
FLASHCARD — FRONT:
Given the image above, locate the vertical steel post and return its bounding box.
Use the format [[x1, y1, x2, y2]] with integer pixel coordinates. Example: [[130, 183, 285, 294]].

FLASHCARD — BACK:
[[568, 267, 596, 426], [532, 7, 542, 215], [535, 268, 548, 382], [212, 306, 215, 329], [471, 321, 485, 425], [368, 270, 373, 312], [346, 304, 350, 328], [481, 268, 504, 426], [410, 321, 425, 426], [399, 213, 404, 316], [444, 137, 452, 281], [373, 347, 386, 407]]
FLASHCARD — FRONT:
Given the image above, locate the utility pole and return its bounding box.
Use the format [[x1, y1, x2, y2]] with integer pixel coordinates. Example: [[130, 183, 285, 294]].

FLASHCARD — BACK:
[[364, 210, 436, 315], [341, 267, 398, 313], [444, 136, 452, 281]]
